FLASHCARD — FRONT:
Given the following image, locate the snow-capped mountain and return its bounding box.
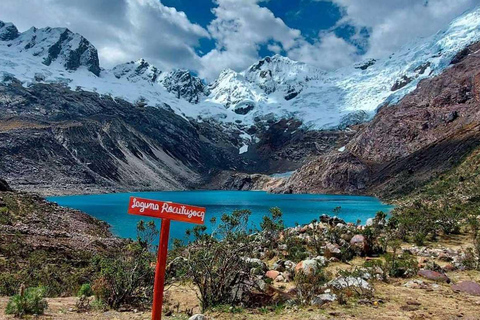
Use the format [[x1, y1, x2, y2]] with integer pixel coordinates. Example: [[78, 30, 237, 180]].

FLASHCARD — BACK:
[[1, 5, 480, 131], [2, 23, 100, 76], [111, 59, 209, 104]]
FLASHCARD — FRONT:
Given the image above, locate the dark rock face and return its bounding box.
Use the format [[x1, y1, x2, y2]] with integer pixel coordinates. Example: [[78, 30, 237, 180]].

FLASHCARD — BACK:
[[450, 47, 471, 65], [284, 86, 302, 101], [0, 178, 11, 191], [391, 75, 413, 91], [281, 42, 480, 198], [203, 171, 283, 192], [0, 79, 338, 194], [233, 104, 254, 115], [41, 28, 101, 76], [161, 70, 209, 104], [1, 22, 101, 76], [250, 119, 355, 174], [354, 59, 376, 70], [0, 21, 19, 41], [280, 152, 370, 194], [0, 80, 241, 194]]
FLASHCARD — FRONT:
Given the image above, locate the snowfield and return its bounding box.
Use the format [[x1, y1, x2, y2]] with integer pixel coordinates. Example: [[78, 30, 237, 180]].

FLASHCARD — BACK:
[[1, 6, 480, 132]]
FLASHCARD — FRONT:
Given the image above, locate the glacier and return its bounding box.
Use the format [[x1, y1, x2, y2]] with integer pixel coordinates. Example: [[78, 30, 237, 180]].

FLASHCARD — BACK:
[[0, 6, 480, 133]]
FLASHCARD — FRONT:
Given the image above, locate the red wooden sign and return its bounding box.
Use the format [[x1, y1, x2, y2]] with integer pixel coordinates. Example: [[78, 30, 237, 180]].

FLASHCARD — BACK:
[[128, 197, 206, 225], [128, 196, 206, 320]]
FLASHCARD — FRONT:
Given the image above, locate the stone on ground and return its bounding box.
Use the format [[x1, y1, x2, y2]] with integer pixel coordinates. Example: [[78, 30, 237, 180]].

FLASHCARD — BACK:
[[417, 270, 450, 282], [452, 281, 480, 296], [311, 293, 337, 306]]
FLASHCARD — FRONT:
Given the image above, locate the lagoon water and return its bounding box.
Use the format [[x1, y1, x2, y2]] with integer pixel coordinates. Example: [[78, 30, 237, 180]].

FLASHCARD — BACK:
[[48, 191, 393, 242]]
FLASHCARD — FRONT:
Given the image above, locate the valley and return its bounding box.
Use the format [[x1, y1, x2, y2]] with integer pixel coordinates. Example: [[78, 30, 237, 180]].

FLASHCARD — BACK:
[[1, 4, 480, 320]]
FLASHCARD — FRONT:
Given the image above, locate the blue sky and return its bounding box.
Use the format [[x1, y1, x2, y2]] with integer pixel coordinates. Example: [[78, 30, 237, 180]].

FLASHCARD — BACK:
[[162, 0, 344, 55], [0, 0, 477, 80]]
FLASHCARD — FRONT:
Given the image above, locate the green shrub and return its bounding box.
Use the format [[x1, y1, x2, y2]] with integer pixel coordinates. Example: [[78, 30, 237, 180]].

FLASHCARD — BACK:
[[77, 283, 93, 297], [294, 267, 330, 304], [173, 210, 265, 311], [364, 251, 418, 279], [90, 221, 157, 310], [90, 298, 107, 311], [385, 251, 418, 278], [5, 286, 48, 317], [284, 236, 309, 262]]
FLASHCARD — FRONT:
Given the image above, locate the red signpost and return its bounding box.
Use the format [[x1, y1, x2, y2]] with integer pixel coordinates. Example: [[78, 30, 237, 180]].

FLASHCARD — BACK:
[[128, 197, 206, 320]]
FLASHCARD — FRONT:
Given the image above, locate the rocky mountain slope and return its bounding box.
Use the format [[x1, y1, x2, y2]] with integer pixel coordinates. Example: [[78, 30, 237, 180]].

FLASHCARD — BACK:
[[280, 41, 480, 199], [0, 77, 347, 194], [0, 79, 242, 195], [0, 179, 124, 295]]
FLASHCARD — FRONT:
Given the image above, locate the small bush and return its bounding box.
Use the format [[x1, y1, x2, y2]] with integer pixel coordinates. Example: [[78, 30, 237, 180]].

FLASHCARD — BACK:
[[91, 221, 157, 310], [173, 210, 267, 311], [5, 286, 48, 317], [77, 283, 93, 297], [294, 267, 330, 304], [364, 251, 418, 280], [284, 236, 309, 262], [90, 298, 107, 311]]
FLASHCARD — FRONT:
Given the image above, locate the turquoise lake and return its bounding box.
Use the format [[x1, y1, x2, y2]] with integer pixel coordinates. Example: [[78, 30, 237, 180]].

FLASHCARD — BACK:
[[47, 191, 393, 243]]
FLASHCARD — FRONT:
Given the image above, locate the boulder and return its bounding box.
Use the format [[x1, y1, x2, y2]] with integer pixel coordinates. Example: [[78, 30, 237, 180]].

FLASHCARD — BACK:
[[284, 260, 296, 272], [274, 274, 286, 282], [350, 234, 368, 253], [189, 315, 206, 320], [313, 256, 328, 268], [266, 270, 280, 280], [295, 259, 319, 276], [417, 270, 450, 283], [328, 276, 372, 291], [319, 214, 346, 226], [312, 293, 337, 306], [325, 242, 341, 258], [451, 281, 480, 296]]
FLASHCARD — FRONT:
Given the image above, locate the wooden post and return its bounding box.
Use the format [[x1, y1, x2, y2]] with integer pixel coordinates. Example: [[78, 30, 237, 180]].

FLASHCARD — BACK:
[[127, 197, 206, 320], [152, 218, 171, 320]]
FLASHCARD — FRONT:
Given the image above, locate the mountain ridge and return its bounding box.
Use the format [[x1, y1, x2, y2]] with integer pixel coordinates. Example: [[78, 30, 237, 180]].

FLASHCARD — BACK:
[[1, 6, 480, 135]]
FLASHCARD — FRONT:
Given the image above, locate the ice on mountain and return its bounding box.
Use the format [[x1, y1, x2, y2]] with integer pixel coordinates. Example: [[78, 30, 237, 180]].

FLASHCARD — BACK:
[[1, 6, 480, 131]]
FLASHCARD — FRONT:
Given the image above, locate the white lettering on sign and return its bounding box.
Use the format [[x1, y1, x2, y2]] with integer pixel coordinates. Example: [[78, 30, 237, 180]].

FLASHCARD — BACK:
[[161, 203, 205, 221], [131, 198, 159, 213]]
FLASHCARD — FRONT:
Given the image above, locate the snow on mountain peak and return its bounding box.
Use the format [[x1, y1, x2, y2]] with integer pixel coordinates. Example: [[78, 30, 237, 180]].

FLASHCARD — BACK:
[[1, 6, 480, 131], [159, 69, 209, 104], [2, 22, 101, 76], [112, 59, 162, 83]]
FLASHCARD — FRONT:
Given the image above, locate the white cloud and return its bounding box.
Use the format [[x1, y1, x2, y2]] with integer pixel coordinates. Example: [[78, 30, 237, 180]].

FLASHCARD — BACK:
[[318, 0, 478, 58], [0, 0, 477, 81], [0, 0, 209, 70], [198, 0, 358, 80], [198, 0, 303, 79], [287, 33, 358, 70]]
